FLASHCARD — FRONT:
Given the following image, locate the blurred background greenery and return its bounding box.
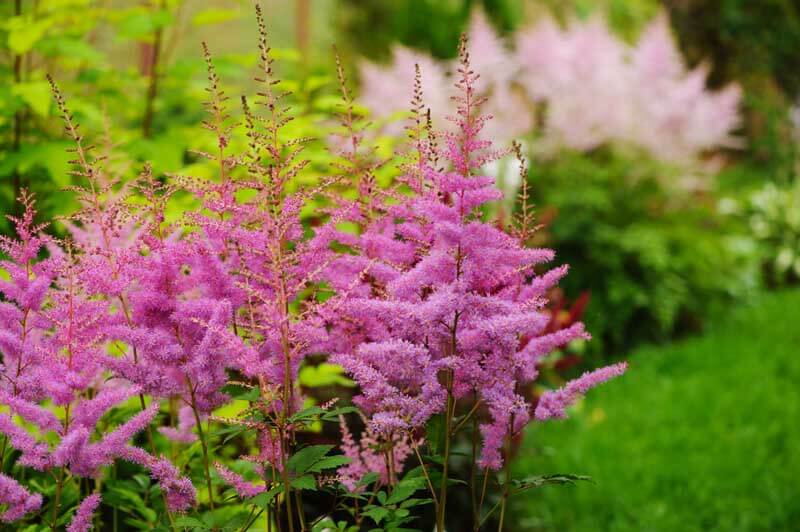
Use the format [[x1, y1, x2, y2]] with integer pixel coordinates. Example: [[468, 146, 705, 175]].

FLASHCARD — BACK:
[[2, 0, 798, 530]]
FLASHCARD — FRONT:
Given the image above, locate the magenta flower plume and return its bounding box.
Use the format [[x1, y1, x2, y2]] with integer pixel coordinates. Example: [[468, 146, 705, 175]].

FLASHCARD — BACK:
[[535, 362, 629, 421], [159, 405, 198, 443], [66, 494, 102, 532], [0, 473, 42, 523], [0, 413, 52, 471], [120, 446, 196, 512], [215, 463, 266, 498], [327, 34, 599, 469], [337, 417, 416, 491]]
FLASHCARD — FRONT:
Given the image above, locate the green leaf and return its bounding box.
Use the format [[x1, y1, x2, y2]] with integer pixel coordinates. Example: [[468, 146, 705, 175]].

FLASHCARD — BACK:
[[425, 416, 445, 456], [11, 81, 51, 117], [299, 363, 354, 388], [287, 444, 333, 474], [288, 405, 325, 424], [363, 506, 389, 524], [321, 406, 360, 421], [192, 8, 240, 26], [117, 9, 174, 40], [356, 472, 381, 488], [291, 474, 317, 490], [248, 485, 282, 509], [173, 516, 207, 529], [221, 384, 260, 402], [385, 478, 426, 505], [307, 455, 351, 472], [510, 473, 593, 493], [6, 16, 52, 54], [399, 497, 433, 509]]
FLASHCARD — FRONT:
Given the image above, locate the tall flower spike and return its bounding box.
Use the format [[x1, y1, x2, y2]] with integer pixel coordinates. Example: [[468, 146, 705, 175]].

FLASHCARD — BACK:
[[328, 32, 622, 473], [66, 494, 102, 532], [535, 362, 628, 421], [0, 474, 42, 523]]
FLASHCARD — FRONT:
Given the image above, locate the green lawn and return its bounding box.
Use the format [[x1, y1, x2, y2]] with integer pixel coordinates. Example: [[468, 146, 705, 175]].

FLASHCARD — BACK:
[[512, 289, 800, 532]]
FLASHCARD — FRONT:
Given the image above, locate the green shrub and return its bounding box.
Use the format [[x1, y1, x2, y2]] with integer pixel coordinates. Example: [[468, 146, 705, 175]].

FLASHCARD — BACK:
[[529, 149, 750, 356]]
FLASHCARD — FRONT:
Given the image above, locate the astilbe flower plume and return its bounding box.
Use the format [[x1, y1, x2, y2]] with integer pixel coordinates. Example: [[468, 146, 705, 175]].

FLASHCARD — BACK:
[[359, 10, 741, 168], [330, 35, 626, 471], [337, 415, 417, 491], [66, 493, 102, 532], [0, 78, 198, 525], [0, 473, 42, 522], [185, 9, 343, 515]]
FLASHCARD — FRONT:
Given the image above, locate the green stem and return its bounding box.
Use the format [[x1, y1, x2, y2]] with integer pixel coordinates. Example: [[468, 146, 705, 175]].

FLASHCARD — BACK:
[[50, 468, 66, 531], [188, 381, 215, 510], [497, 419, 514, 532], [280, 432, 295, 532], [436, 371, 455, 532]]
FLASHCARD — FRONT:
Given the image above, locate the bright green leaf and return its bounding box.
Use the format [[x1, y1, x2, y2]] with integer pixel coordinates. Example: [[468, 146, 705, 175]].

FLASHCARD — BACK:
[[6, 17, 52, 54], [291, 474, 317, 490], [307, 455, 351, 473], [287, 444, 333, 474], [11, 81, 51, 117]]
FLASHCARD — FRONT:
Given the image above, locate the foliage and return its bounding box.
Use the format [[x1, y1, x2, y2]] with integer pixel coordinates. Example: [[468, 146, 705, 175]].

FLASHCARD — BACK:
[[0, 12, 627, 531], [0, 0, 342, 238], [723, 179, 800, 287], [0, 0, 216, 234], [529, 149, 749, 356], [335, 0, 524, 61], [511, 288, 800, 531]]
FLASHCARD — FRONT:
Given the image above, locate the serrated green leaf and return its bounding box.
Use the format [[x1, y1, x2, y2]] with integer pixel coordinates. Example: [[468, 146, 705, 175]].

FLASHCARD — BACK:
[[307, 454, 351, 472], [510, 473, 593, 493], [288, 405, 325, 423], [247, 485, 282, 509], [363, 506, 389, 524], [321, 406, 360, 421], [291, 474, 317, 490], [385, 478, 426, 505], [287, 444, 333, 474], [399, 497, 433, 509], [356, 472, 380, 488]]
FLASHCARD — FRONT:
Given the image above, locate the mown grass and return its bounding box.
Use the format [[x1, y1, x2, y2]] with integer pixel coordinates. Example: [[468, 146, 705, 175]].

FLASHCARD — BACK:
[[512, 289, 800, 531]]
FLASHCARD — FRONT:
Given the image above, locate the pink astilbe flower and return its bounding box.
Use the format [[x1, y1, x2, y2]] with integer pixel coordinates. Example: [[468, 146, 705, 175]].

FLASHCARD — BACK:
[[329, 35, 625, 470], [120, 446, 197, 512], [0, 413, 51, 470], [359, 46, 450, 137], [215, 463, 266, 498], [515, 13, 741, 163], [159, 405, 198, 443], [358, 10, 740, 169], [358, 10, 530, 147], [0, 192, 57, 403], [0, 473, 42, 523], [535, 362, 628, 421], [332, 339, 445, 432], [0, 390, 61, 433], [337, 416, 416, 491], [66, 493, 101, 532]]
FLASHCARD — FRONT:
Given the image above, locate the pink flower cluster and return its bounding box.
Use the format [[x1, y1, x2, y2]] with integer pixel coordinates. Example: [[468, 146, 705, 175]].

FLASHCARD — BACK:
[[359, 10, 741, 164], [0, 14, 628, 525], [328, 37, 627, 471]]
